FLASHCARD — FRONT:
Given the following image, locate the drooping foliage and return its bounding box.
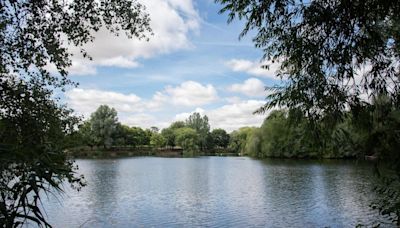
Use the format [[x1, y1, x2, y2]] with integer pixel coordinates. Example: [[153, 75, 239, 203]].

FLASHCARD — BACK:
[[227, 127, 257, 155], [0, 0, 151, 226], [0, 80, 85, 227], [217, 0, 400, 224], [217, 0, 400, 122]]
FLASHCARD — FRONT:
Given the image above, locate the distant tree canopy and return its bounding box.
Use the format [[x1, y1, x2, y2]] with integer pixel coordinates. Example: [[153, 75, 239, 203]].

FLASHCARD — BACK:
[[227, 127, 257, 155], [89, 105, 118, 148], [186, 113, 210, 151], [150, 132, 166, 148], [161, 127, 177, 148], [175, 127, 199, 154], [0, 0, 151, 227], [73, 110, 236, 157], [73, 106, 153, 149], [211, 129, 230, 149]]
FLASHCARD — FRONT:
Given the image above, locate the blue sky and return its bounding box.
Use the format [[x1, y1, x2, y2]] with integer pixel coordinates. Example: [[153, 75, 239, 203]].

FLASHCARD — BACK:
[[62, 0, 280, 132]]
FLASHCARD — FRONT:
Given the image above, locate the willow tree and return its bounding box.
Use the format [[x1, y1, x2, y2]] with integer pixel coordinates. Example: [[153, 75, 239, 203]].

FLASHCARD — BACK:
[[0, 0, 151, 227], [217, 0, 400, 224]]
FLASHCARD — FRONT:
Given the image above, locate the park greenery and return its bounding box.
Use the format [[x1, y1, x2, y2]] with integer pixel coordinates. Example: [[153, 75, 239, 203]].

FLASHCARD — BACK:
[[69, 105, 231, 157]]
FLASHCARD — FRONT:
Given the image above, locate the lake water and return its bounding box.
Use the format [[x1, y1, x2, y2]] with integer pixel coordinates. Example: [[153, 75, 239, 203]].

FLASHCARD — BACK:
[[39, 157, 390, 227]]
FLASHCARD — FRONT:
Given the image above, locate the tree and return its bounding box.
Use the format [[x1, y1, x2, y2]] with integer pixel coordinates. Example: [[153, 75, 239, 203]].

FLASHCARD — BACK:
[[141, 129, 152, 146], [228, 127, 256, 154], [170, 121, 186, 130], [89, 105, 118, 149], [111, 123, 131, 146], [0, 80, 85, 227], [150, 126, 159, 133], [79, 121, 97, 149], [211, 129, 230, 148], [175, 127, 199, 155], [161, 128, 176, 148], [186, 113, 210, 151], [161, 121, 186, 148], [150, 133, 166, 148], [0, 0, 151, 226]]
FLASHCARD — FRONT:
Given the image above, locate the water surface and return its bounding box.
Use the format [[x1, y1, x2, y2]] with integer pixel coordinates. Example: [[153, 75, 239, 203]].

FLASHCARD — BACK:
[[40, 157, 389, 227]]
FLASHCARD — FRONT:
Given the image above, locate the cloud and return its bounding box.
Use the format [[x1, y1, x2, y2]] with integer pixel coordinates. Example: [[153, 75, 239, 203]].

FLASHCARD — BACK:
[[66, 88, 143, 116], [66, 85, 267, 132], [174, 100, 269, 132], [225, 59, 280, 79], [66, 0, 200, 75], [225, 96, 243, 104], [97, 56, 140, 68], [208, 100, 268, 132], [66, 80, 217, 128], [228, 78, 266, 97], [152, 81, 218, 107], [174, 107, 206, 121], [121, 113, 169, 129]]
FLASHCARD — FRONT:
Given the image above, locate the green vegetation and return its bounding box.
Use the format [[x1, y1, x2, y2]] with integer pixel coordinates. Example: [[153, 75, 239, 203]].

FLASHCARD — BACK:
[[69, 107, 233, 158], [0, 0, 151, 227], [227, 127, 256, 155], [237, 103, 399, 160], [175, 127, 199, 156], [210, 129, 230, 149], [217, 0, 400, 224], [90, 105, 119, 149]]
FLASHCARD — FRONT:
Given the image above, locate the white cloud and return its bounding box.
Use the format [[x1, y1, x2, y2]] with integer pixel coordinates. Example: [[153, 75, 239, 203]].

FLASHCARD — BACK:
[[121, 113, 168, 129], [174, 100, 269, 132], [66, 88, 143, 116], [208, 100, 268, 132], [66, 85, 268, 132], [225, 59, 280, 79], [97, 56, 140, 68], [154, 81, 218, 107], [66, 0, 200, 75], [225, 96, 242, 104], [174, 107, 206, 121], [228, 78, 266, 97], [66, 80, 217, 128]]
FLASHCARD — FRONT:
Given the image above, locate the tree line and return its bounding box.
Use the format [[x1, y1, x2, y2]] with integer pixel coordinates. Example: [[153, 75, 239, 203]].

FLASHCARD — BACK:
[[228, 94, 399, 161], [68, 105, 231, 156]]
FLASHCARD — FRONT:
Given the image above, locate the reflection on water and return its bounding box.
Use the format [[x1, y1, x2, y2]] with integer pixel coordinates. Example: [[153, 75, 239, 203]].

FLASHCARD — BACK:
[[40, 157, 390, 227]]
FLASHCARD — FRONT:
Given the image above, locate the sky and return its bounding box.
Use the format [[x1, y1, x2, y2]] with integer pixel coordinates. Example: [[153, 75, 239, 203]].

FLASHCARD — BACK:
[[61, 0, 281, 132]]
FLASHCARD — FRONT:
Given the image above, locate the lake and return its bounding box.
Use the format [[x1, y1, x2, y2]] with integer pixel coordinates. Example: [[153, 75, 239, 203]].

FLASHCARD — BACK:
[[39, 157, 390, 227]]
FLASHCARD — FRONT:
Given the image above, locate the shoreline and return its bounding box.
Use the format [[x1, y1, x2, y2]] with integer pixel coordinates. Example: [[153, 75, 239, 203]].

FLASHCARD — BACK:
[[68, 149, 362, 161]]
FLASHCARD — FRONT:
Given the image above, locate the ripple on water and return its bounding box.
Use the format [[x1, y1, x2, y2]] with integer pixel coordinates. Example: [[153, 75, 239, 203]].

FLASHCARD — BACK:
[[36, 157, 393, 228]]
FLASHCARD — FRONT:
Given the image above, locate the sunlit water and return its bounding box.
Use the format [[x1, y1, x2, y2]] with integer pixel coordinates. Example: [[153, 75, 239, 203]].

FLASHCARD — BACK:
[[36, 157, 392, 227]]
